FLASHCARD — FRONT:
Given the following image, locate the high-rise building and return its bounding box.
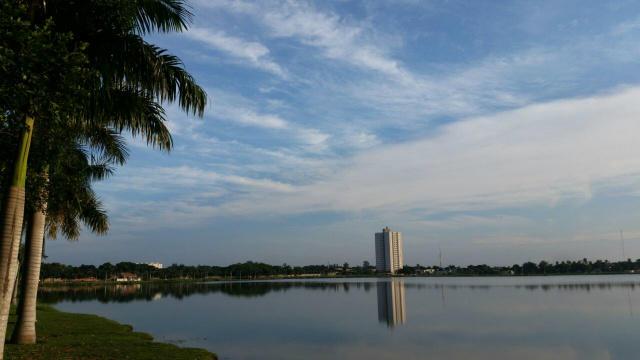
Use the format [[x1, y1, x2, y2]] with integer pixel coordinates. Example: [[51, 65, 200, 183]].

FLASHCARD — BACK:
[[375, 227, 403, 274]]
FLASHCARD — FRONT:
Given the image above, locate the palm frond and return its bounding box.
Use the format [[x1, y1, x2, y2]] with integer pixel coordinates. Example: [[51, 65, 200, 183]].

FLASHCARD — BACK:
[[93, 34, 207, 118], [135, 0, 193, 35], [87, 87, 173, 151], [86, 162, 114, 181], [79, 192, 109, 235], [46, 179, 109, 241], [77, 125, 130, 165]]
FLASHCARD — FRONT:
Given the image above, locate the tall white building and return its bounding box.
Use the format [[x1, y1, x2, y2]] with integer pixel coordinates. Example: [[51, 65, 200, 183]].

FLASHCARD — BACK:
[[375, 227, 403, 274]]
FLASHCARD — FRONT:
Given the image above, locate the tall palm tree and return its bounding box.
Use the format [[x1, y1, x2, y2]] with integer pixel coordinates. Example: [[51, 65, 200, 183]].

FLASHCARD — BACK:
[[9, 243, 25, 307], [0, 3, 90, 354], [0, 0, 207, 354], [11, 124, 127, 344]]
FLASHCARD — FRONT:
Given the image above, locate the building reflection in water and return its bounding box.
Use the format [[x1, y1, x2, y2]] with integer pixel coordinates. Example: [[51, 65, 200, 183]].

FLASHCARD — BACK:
[[377, 281, 406, 328]]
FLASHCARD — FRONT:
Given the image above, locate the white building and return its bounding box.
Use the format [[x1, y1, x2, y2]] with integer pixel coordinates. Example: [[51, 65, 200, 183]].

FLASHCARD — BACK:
[[139, 262, 163, 269], [114, 272, 141, 282], [375, 227, 403, 274]]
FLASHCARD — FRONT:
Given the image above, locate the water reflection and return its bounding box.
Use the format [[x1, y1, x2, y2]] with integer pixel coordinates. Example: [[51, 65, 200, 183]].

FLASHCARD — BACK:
[[628, 289, 635, 321], [377, 281, 406, 328], [37, 278, 640, 304], [38, 276, 640, 360]]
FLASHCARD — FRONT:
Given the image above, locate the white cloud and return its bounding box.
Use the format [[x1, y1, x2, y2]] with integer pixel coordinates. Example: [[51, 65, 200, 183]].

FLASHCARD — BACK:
[[110, 87, 640, 227], [611, 16, 640, 35], [226, 108, 289, 129], [422, 215, 536, 229], [295, 128, 330, 147], [191, 88, 331, 149], [196, 0, 640, 134], [213, 87, 640, 216], [105, 165, 295, 194], [194, 1, 561, 130], [201, 0, 403, 76], [340, 129, 379, 149], [100, 4, 640, 235], [184, 27, 286, 77], [261, 2, 402, 76], [106, 86, 640, 231], [212, 103, 330, 150]]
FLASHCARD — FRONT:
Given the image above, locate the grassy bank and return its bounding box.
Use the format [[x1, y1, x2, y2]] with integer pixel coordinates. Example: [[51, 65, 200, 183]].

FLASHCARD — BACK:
[[5, 304, 216, 360]]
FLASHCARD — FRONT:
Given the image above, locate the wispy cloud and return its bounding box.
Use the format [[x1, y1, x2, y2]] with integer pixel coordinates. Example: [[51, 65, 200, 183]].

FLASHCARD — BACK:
[[105, 87, 640, 229], [212, 87, 640, 216], [421, 215, 536, 229], [610, 16, 640, 35], [54, 1, 640, 265], [197, 0, 640, 133], [188, 88, 331, 150], [103, 165, 295, 194], [184, 27, 286, 77], [220, 107, 289, 129], [201, 0, 403, 76]]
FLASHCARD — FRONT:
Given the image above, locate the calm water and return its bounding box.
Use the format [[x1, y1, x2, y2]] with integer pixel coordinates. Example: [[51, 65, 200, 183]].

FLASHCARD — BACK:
[[38, 276, 640, 360]]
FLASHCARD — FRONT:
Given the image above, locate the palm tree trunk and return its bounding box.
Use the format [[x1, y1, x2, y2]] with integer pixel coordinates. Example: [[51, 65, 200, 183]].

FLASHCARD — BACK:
[[0, 115, 34, 358], [11, 201, 46, 344], [10, 271, 19, 306]]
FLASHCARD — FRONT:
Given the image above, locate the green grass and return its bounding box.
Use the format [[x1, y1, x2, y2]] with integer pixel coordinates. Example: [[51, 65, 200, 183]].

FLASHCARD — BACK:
[[5, 304, 216, 360]]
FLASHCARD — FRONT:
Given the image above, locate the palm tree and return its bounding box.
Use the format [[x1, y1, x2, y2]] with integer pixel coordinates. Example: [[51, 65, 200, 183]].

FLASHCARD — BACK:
[[0, 0, 207, 353], [0, 4, 90, 354], [9, 243, 25, 307], [11, 124, 127, 344]]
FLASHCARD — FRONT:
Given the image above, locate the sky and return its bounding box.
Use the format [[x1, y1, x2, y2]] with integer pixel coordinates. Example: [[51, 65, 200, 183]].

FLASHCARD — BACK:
[[47, 0, 640, 267]]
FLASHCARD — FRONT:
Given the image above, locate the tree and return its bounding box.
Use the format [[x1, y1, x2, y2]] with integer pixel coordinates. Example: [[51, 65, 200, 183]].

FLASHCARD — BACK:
[[362, 261, 371, 274], [1, 0, 207, 350], [539, 261, 548, 274], [522, 262, 538, 274], [0, 2, 92, 351], [12, 125, 126, 344]]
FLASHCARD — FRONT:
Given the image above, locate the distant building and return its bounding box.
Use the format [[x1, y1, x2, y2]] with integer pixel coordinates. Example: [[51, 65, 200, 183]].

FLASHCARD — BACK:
[[113, 272, 141, 282], [375, 227, 404, 274], [138, 262, 163, 269], [416, 268, 435, 275]]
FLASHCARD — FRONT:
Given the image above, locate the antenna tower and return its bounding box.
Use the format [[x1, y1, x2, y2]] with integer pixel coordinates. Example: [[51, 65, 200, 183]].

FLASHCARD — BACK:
[[439, 244, 442, 268], [621, 230, 627, 261]]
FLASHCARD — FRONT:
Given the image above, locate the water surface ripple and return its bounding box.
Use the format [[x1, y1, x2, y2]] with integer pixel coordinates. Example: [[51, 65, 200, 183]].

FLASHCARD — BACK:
[[40, 275, 640, 360]]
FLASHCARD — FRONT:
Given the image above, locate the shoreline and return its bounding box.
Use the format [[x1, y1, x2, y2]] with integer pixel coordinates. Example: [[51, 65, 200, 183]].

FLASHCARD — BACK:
[[37, 271, 640, 287], [5, 304, 216, 359]]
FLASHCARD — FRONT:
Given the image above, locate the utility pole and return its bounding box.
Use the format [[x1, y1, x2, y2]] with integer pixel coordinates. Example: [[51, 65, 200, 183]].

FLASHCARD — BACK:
[[439, 244, 442, 268]]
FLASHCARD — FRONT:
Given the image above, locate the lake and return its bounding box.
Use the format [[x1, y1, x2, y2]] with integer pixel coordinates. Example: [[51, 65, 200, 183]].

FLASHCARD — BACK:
[[38, 276, 640, 360]]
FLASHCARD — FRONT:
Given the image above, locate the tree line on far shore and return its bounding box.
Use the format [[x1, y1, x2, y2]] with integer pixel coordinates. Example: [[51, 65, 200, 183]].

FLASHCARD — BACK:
[[399, 258, 640, 275], [40, 258, 640, 281], [41, 261, 373, 280]]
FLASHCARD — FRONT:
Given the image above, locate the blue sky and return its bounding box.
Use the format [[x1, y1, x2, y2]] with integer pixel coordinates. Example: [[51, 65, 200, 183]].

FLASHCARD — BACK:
[[47, 0, 640, 267]]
